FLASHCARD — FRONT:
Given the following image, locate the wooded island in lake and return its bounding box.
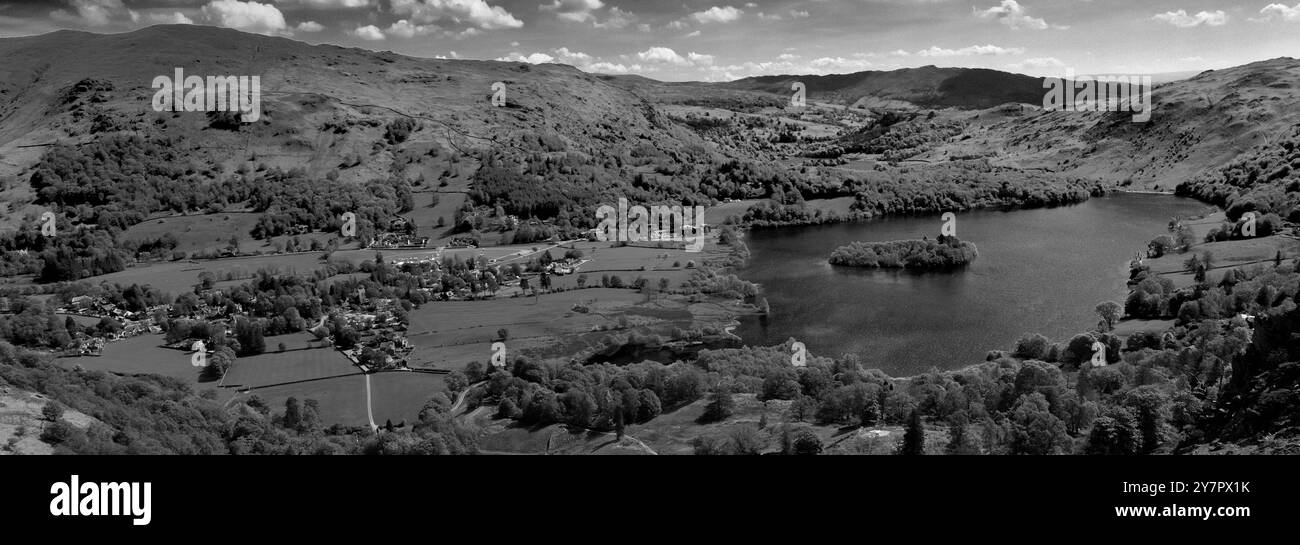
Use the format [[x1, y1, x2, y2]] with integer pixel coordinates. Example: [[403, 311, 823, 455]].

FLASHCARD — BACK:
[[828, 235, 979, 269]]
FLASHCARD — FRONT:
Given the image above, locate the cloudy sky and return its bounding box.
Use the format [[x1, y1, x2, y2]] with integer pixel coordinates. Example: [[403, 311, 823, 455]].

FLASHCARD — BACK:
[[1, 0, 1298, 80]]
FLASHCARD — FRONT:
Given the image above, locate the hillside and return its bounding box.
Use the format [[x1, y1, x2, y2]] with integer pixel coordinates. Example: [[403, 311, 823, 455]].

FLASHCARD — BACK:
[[0, 24, 735, 228], [719, 66, 1046, 109], [927, 58, 1300, 190]]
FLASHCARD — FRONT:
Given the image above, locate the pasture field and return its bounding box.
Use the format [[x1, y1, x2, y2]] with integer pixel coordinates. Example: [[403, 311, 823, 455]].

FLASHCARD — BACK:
[[368, 371, 447, 425], [705, 200, 759, 224], [1145, 234, 1300, 288], [405, 288, 641, 368], [126, 212, 344, 257], [1113, 319, 1177, 338], [231, 374, 371, 428], [84, 253, 334, 295], [220, 343, 359, 390], [61, 333, 206, 387]]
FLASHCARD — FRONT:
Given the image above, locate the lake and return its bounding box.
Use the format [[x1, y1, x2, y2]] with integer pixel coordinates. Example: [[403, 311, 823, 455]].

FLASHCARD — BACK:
[[734, 193, 1210, 376]]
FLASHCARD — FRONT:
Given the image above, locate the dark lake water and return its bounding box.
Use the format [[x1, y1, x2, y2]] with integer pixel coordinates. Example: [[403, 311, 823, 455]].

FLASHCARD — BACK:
[[734, 194, 1210, 377]]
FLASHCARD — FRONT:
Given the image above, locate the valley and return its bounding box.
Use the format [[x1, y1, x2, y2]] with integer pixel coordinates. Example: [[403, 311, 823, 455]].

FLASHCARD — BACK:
[[2, 25, 1299, 456]]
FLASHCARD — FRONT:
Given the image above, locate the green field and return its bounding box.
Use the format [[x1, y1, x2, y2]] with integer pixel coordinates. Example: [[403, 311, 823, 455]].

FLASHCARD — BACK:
[[369, 371, 447, 426], [405, 288, 646, 368], [221, 343, 359, 390], [232, 375, 371, 428], [61, 333, 205, 386]]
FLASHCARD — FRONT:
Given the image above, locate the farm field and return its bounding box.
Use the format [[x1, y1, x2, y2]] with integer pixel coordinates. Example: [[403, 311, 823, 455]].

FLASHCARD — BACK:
[[1145, 235, 1300, 288], [368, 371, 447, 426], [60, 333, 207, 388], [82, 253, 336, 296], [220, 343, 359, 390], [231, 374, 371, 428], [705, 200, 759, 224], [1112, 319, 1177, 338], [405, 288, 642, 368], [127, 210, 398, 256]]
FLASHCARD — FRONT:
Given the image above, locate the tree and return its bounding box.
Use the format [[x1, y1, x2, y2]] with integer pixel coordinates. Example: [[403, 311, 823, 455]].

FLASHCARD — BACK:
[[446, 370, 468, 393], [521, 391, 561, 426], [1014, 333, 1052, 360], [1121, 386, 1172, 454], [1009, 393, 1072, 455], [282, 397, 303, 431], [636, 389, 662, 422], [560, 390, 596, 428], [944, 412, 979, 455], [496, 398, 520, 419], [1095, 301, 1123, 331], [464, 361, 485, 383], [760, 371, 801, 401], [698, 389, 735, 423], [898, 409, 925, 455], [234, 318, 266, 356], [1085, 407, 1140, 455], [782, 425, 823, 455], [691, 434, 731, 455], [728, 425, 766, 455], [42, 401, 64, 422]]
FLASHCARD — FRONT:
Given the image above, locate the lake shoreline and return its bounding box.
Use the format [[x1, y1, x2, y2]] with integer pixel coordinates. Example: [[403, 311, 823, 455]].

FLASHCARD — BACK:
[[724, 192, 1214, 378]]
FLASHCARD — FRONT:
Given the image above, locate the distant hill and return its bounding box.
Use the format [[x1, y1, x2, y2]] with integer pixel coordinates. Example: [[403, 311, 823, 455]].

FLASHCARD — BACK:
[[0, 24, 716, 174], [718, 66, 1047, 109], [910, 57, 1300, 192]]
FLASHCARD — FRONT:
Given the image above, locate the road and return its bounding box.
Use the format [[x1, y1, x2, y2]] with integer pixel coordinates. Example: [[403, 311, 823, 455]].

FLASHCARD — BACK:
[[450, 381, 486, 415], [364, 374, 377, 432]]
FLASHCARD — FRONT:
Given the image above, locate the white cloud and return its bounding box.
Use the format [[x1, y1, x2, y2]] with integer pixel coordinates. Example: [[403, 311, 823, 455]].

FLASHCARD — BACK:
[[390, 0, 523, 30], [350, 24, 386, 40], [201, 0, 290, 35], [386, 19, 435, 38], [540, 0, 604, 23], [917, 44, 1026, 57], [296, 21, 324, 32], [499, 51, 554, 63], [594, 7, 635, 29], [1006, 57, 1065, 73], [691, 6, 744, 24], [586, 61, 635, 74], [129, 10, 194, 25], [1152, 10, 1228, 28], [498, 47, 594, 67], [1256, 3, 1300, 22], [976, 0, 1066, 30], [808, 56, 873, 71], [688, 52, 715, 65], [286, 0, 371, 8], [635, 46, 715, 67], [51, 0, 124, 27]]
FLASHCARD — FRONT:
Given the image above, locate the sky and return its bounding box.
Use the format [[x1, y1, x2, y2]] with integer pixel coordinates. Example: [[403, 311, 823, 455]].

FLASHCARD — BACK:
[[0, 1, 1298, 80]]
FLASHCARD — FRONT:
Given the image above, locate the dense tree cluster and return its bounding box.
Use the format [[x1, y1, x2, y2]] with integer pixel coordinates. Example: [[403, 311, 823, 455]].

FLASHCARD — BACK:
[[829, 235, 978, 269], [475, 357, 697, 430], [1177, 125, 1300, 221]]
